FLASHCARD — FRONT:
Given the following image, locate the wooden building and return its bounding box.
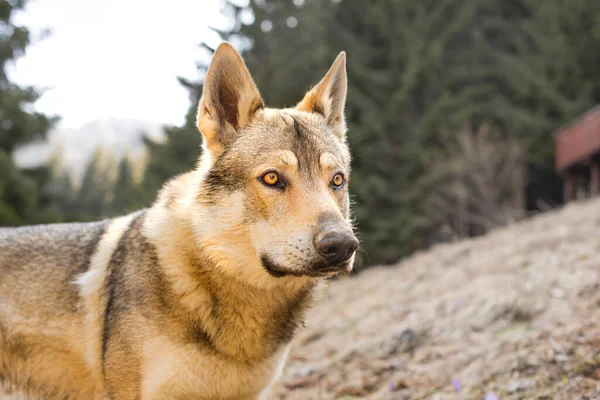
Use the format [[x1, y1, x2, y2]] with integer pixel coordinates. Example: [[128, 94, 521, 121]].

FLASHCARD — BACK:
[[555, 105, 600, 202]]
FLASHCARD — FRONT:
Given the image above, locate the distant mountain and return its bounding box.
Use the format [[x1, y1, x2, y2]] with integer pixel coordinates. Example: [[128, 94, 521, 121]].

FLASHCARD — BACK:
[[14, 118, 165, 180]]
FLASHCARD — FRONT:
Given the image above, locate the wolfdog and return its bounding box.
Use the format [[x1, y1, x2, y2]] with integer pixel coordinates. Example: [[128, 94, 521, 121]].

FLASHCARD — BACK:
[[0, 42, 358, 399]]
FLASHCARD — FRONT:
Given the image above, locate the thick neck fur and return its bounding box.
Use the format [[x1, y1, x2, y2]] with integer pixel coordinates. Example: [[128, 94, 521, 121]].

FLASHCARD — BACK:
[[143, 170, 319, 363]]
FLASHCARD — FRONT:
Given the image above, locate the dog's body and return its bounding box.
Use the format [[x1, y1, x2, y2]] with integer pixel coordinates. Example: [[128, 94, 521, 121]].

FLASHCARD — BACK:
[[0, 43, 357, 399]]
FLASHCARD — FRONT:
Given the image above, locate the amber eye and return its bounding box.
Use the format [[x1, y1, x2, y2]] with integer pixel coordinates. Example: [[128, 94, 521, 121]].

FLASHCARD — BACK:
[[332, 173, 345, 189], [261, 171, 284, 188]]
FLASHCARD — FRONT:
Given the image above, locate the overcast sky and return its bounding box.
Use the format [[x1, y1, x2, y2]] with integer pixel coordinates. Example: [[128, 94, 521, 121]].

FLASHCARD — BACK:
[[10, 0, 229, 128]]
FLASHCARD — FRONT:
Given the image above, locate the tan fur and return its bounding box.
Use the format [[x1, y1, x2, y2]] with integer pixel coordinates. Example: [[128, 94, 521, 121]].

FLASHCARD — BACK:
[[0, 42, 356, 399]]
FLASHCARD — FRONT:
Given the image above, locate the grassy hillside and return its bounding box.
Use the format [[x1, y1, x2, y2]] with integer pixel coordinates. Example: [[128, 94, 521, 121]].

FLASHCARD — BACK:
[[272, 198, 600, 399]]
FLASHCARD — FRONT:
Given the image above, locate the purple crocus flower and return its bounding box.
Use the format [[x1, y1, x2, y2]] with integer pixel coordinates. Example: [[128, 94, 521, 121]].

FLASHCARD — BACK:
[[452, 378, 462, 393], [389, 381, 396, 392], [485, 392, 499, 400]]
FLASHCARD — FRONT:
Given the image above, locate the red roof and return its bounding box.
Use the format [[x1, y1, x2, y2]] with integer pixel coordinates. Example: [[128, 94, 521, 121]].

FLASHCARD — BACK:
[[554, 105, 600, 172]]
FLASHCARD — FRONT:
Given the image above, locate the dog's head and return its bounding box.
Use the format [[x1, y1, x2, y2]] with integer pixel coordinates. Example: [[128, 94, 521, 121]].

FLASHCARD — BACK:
[[191, 43, 357, 284]]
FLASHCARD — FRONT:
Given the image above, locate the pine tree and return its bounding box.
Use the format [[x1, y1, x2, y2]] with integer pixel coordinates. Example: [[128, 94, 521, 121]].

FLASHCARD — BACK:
[[141, 89, 203, 200], [110, 156, 144, 215], [76, 149, 115, 220], [0, 0, 56, 225]]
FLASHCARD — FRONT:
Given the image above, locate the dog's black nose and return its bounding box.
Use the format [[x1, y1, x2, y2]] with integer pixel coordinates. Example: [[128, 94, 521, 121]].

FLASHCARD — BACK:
[[315, 232, 359, 264]]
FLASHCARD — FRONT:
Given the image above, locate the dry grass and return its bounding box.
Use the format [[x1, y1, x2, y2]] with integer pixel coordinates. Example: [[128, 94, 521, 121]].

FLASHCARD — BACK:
[[271, 198, 600, 399]]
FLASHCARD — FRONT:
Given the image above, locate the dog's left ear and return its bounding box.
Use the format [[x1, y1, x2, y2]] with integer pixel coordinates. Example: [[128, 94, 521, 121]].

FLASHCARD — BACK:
[[197, 42, 264, 161], [296, 52, 347, 140]]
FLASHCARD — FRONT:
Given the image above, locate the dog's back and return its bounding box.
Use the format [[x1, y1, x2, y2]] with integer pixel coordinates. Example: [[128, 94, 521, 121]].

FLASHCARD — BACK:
[[0, 221, 107, 398]]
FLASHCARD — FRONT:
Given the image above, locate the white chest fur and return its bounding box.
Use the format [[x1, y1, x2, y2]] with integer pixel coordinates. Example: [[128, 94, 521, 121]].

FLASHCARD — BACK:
[[140, 335, 290, 400]]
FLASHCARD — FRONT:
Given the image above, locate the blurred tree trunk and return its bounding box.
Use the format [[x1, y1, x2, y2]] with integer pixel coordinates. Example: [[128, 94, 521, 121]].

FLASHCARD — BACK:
[[424, 125, 528, 240]]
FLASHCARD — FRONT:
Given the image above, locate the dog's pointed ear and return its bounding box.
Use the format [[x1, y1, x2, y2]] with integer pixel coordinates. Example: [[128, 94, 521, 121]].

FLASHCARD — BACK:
[[296, 52, 347, 140], [197, 42, 264, 160]]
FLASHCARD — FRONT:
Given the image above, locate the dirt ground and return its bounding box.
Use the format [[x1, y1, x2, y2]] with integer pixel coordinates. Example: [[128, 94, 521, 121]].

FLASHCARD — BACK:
[[270, 198, 600, 399]]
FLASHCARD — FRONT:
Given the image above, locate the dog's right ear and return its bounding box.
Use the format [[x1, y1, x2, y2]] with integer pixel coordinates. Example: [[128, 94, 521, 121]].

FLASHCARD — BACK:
[[197, 42, 264, 162]]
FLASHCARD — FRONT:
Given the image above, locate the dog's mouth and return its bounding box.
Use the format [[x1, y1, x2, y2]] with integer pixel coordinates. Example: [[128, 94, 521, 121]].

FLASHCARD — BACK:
[[260, 254, 352, 278]]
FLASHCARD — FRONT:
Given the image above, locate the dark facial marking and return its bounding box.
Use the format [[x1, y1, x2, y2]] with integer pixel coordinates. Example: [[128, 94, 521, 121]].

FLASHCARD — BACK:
[[200, 148, 246, 204], [281, 112, 306, 139], [291, 116, 303, 138]]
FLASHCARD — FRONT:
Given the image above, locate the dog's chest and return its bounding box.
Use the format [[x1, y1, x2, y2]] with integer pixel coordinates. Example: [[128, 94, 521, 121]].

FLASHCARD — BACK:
[[140, 335, 290, 399]]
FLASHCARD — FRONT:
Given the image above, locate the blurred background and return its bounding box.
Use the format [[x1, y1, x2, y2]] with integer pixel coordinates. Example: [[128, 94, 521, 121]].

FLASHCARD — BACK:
[[2, 0, 600, 269], [4, 1, 600, 398]]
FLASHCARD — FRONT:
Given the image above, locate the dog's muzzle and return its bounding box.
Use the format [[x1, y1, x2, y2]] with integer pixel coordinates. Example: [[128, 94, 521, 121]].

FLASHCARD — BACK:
[[314, 230, 359, 265]]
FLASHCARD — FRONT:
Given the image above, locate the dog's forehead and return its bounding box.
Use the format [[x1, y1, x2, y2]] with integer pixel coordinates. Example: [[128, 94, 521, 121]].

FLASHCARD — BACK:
[[261, 108, 327, 138], [239, 109, 348, 167]]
